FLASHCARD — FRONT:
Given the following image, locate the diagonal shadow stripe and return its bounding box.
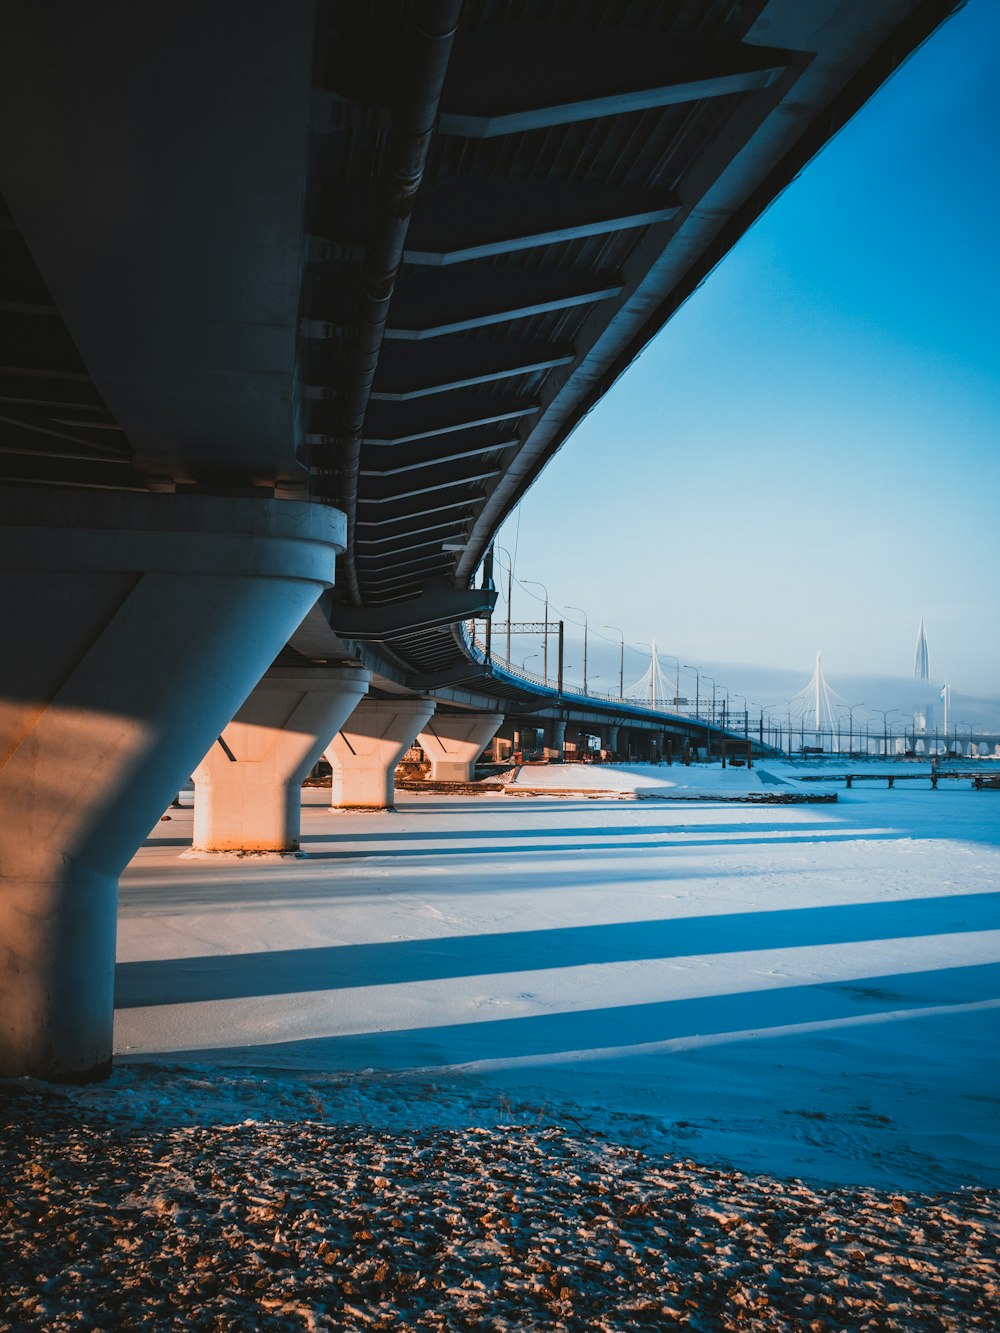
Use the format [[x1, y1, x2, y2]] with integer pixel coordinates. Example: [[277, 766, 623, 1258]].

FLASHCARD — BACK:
[[296, 830, 904, 860], [116, 891, 1000, 1008], [131, 962, 1000, 1072]]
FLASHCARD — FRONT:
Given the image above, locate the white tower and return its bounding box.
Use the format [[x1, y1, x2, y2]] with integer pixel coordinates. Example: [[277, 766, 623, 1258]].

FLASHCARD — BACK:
[[913, 618, 932, 734], [914, 617, 930, 680]]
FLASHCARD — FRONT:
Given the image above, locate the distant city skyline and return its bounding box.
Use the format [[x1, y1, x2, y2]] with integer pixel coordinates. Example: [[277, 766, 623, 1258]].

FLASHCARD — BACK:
[[487, 0, 999, 699]]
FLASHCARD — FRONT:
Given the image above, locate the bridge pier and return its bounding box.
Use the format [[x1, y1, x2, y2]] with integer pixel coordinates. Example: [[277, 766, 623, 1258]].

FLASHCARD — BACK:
[[326, 698, 436, 809], [417, 712, 504, 782], [0, 490, 343, 1081], [605, 725, 620, 756], [547, 719, 567, 762], [192, 666, 370, 851]]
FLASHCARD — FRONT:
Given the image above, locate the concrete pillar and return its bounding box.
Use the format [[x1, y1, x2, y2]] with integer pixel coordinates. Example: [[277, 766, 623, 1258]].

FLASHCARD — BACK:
[[0, 489, 344, 1081], [417, 712, 504, 782], [549, 719, 567, 762], [192, 666, 370, 851], [326, 698, 436, 809], [606, 725, 620, 754]]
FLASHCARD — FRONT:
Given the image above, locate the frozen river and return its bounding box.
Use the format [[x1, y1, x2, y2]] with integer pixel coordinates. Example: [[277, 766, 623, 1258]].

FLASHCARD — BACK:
[[113, 766, 1000, 1191]]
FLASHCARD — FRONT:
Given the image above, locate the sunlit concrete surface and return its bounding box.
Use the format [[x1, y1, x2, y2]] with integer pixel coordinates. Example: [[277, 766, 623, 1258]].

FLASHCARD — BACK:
[[116, 780, 1000, 1189]]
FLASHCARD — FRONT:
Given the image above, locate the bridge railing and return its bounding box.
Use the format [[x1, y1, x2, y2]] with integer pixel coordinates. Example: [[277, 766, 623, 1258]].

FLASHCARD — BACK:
[[462, 627, 999, 756], [461, 622, 730, 727]]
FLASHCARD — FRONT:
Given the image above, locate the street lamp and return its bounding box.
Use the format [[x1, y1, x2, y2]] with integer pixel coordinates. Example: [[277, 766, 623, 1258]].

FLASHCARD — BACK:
[[733, 693, 748, 737], [702, 675, 717, 727], [522, 579, 550, 685], [761, 704, 783, 750], [872, 708, 899, 758], [683, 665, 700, 720], [660, 652, 681, 707], [566, 605, 588, 693], [495, 544, 514, 663], [843, 702, 865, 757], [521, 652, 539, 673], [635, 639, 655, 708], [604, 624, 625, 700]]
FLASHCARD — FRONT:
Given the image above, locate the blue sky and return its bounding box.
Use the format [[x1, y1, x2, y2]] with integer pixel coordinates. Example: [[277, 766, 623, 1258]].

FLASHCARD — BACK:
[[493, 0, 999, 703]]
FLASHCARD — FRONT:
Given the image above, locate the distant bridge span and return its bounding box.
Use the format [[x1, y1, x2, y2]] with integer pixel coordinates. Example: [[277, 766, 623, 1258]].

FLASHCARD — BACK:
[[0, 1, 961, 1078]]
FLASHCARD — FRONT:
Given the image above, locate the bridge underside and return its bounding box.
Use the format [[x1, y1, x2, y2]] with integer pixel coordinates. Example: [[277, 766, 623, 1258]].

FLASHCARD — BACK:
[[0, 1, 960, 1079], [0, 0, 960, 692]]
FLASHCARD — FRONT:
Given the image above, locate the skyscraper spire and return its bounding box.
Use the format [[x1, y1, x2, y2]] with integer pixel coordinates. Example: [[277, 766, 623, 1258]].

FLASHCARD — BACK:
[[914, 617, 930, 680]]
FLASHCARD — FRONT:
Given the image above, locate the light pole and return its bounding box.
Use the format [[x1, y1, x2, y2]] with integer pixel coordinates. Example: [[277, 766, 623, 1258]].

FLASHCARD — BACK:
[[873, 708, 899, 758], [655, 651, 682, 707], [604, 625, 625, 700], [761, 704, 782, 750], [844, 702, 865, 757], [701, 674, 717, 760], [522, 579, 549, 685], [521, 652, 539, 673], [566, 605, 588, 693], [702, 675, 717, 728], [635, 640, 655, 708], [683, 665, 700, 720], [733, 693, 748, 737], [495, 544, 514, 664]]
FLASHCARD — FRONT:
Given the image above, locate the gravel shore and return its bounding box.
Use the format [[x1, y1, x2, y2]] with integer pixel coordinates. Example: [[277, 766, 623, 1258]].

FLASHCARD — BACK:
[[2, 1080, 996, 1332]]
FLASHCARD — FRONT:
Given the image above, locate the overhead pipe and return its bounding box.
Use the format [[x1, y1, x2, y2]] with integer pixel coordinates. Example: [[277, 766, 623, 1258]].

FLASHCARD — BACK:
[[336, 1, 463, 606]]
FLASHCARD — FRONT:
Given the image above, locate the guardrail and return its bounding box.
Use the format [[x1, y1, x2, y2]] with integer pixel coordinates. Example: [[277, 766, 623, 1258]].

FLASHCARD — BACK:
[[461, 623, 745, 731]]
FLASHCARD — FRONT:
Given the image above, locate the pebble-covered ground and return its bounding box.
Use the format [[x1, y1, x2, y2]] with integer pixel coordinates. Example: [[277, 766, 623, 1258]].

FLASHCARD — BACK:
[[2, 1084, 997, 1332]]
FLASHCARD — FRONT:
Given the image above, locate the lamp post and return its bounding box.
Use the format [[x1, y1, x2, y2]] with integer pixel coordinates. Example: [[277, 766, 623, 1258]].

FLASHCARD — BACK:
[[495, 544, 514, 664], [701, 674, 717, 760], [733, 693, 748, 737], [761, 704, 782, 750], [683, 665, 700, 720], [844, 702, 865, 758], [604, 624, 625, 700], [873, 708, 899, 758], [892, 719, 910, 756], [522, 579, 549, 685], [566, 605, 588, 693], [521, 652, 539, 673], [660, 652, 681, 707], [702, 675, 717, 728], [635, 640, 655, 708]]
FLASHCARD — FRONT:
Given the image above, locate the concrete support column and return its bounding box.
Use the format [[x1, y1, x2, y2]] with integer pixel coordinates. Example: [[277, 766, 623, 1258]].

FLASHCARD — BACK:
[[192, 666, 370, 851], [0, 490, 344, 1081], [417, 712, 504, 782], [607, 725, 620, 754], [326, 698, 436, 809], [548, 719, 567, 762]]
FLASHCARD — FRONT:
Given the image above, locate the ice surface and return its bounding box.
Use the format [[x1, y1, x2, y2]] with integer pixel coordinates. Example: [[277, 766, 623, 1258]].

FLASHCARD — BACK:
[[103, 764, 1000, 1192]]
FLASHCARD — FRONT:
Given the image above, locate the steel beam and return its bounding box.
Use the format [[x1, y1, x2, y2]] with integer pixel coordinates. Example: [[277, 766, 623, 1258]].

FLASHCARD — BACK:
[[359, 469, 500, 504], [364, 407, 535, 445], [385, 271, 623, 341], [360, 441, 515, 476], [369, 351, 573, 400], [404, 181, 679, 265]]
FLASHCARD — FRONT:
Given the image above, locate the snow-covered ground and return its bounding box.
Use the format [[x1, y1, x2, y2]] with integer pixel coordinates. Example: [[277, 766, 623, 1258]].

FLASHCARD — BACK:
[[505, 760, 789, 797], [107, 764, 1000, 1193]]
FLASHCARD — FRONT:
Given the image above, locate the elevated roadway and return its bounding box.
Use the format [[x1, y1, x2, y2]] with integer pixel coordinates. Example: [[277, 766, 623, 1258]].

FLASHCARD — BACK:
[[0, 1, 962, 1078]]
